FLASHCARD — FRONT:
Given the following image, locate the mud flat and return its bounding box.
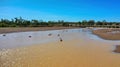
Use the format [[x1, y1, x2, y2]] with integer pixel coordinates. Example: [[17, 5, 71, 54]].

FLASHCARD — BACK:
[[0, 27, 79, 34], [93, 28, 120, 53], [92, 28, 120, 40]]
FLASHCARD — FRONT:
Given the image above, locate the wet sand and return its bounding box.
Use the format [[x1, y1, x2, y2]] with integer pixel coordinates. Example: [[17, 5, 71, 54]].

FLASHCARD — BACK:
[[92, 28, 120, 53], [93, 28, 120, 40], [0, 27, 79, 34], [0, 29, 120, 67]]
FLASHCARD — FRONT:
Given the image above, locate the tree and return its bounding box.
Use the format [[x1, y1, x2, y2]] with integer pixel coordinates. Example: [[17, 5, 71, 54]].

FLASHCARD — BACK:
[[102, 20, 107, 25], [77, 21, 81, 26], [48, 21, 54, 27], [0, 17, 119, 28], [96, 21, 102, 25], [31, 20, 39, 27], [88, 20, 95, 26], [82, 20, 88, 25]]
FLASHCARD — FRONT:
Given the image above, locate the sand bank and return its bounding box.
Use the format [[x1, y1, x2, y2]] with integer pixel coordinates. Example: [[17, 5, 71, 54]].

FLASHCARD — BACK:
[[0, 28, 120, 67], [0, 27, 79, 34], [93, 28, 120, 40]]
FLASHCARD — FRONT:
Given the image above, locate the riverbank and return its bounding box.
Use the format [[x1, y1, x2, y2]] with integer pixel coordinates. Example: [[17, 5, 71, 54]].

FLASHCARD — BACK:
[[0, 27, 79, 34], [92, 28, 120, 40]]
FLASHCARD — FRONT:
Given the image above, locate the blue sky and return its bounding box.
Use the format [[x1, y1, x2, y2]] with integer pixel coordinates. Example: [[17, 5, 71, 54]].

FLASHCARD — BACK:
[[0, 0, 120, 22]]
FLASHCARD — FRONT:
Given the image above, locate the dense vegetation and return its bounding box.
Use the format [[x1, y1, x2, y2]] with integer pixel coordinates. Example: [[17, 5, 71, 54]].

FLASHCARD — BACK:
[[0, 17, 120, 28]]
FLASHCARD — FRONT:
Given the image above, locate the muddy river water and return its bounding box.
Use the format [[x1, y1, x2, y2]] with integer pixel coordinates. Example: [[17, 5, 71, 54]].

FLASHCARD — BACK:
[[0, 28, 120, 67]]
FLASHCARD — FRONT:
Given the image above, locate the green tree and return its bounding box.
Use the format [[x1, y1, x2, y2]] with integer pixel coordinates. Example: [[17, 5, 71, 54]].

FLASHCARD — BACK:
[[82, 20, 88, 25], [88, 20, 95, 26]]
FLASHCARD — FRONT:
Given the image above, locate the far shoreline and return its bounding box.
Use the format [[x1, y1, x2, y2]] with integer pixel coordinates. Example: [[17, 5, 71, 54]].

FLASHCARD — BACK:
[[0, 27, 80, 34]]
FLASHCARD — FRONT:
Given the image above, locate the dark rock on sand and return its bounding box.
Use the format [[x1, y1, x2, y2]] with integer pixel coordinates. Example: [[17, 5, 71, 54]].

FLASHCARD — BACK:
[[48, 33, 52, 36], [113, 45, 120, 53], [60, 38, 63, 42], [29, 36, 32, 38], [3, 34, 6, 36], [58, 34, 60, 36]]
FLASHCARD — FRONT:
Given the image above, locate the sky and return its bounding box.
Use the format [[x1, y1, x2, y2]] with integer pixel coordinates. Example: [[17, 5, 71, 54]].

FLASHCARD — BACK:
[[0, 0, 120, 22]]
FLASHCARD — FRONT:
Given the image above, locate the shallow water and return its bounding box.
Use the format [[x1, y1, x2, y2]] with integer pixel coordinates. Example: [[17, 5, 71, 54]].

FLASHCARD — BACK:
[[0, 28, 120, 67], [0, 30, 67, 49], [0, 28, 119, 49]]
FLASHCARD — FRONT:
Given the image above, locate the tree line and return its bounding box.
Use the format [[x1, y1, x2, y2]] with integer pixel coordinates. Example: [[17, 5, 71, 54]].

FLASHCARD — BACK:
[[0, 17, 120, 28]]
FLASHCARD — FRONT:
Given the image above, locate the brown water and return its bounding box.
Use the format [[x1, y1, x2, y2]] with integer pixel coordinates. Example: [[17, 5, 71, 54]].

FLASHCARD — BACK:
[[0, 29, 120, 67]]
